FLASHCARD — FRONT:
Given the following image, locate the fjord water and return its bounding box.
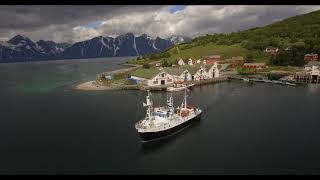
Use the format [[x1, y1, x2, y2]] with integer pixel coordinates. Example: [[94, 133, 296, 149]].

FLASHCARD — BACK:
[[0, 58, 320, 174]]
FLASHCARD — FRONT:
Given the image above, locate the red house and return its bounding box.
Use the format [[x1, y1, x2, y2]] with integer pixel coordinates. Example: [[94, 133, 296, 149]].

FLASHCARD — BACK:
[[304, 53, 318, 62], [243, 63, 266, 69], [203, 55, 220, 64], [203, 59, 218, 64]]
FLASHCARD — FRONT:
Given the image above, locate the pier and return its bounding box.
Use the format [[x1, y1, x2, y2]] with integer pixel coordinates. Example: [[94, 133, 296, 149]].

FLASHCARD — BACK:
[[228, 75, 296, 86], [294, 73, 320, 84], [137, 77, 229, 91]]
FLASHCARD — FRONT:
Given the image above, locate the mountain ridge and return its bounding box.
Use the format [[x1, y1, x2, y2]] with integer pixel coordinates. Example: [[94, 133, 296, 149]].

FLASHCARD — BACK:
[[0, 33, 190, 63]]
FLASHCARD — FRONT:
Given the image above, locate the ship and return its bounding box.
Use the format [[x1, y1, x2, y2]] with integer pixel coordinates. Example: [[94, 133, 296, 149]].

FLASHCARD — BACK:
[[135, 87, 202, 142]]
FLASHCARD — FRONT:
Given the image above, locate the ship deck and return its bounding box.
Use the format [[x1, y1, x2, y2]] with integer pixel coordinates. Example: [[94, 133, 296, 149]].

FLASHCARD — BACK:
[[136, 109, 202, 133]]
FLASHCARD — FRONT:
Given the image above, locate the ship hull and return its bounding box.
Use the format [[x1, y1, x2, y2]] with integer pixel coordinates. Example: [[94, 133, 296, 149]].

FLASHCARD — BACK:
[[138, 113, 201, 142]]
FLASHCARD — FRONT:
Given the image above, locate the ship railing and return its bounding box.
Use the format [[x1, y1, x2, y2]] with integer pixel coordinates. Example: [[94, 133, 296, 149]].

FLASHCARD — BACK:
[[136, 121, 147, 129]]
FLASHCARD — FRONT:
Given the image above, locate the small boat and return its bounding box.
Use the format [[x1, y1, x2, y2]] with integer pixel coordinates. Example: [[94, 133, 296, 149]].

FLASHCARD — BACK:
[[243, 78, 250, 82], [167, 83, 194, 92], [285, 82, 296, 86]]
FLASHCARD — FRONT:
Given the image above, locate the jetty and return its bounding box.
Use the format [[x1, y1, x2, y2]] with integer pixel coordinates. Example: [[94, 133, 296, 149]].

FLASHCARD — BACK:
[[147, 77, 229, 91], [228, 75, 296, 86]]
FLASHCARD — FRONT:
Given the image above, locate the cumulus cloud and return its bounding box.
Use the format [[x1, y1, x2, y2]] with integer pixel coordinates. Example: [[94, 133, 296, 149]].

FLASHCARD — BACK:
[[62, 5, 320, 42], [0, 5, 319, 43]]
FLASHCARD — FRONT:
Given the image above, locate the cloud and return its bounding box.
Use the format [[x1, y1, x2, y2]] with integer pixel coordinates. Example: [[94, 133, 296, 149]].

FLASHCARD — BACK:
[[0, 5, 164, 42], [0, 5, 319, 43], [70, 5, 320, 41]]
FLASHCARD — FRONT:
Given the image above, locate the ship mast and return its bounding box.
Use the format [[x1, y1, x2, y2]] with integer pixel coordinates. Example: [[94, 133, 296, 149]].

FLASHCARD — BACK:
[[184, 87, 187, 109], [167, 93, 174, 117], [167, 94, 173, 108], [143, 90, 153, 124]]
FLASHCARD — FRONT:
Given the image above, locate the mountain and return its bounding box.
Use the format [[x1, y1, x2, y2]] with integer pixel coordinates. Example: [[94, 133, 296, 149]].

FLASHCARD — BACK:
[[36, 40, 70, 56], [59, 33, 177, 59], [0, 35, 71, 62], [0, 33, 190, 63]]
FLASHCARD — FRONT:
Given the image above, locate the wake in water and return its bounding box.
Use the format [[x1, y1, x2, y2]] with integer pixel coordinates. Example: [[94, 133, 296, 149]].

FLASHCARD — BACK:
[[201, 83, 249, 117]]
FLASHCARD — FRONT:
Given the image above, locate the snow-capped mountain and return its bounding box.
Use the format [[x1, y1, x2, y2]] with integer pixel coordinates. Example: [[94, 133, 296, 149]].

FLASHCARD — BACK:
[[37, 40, 70, 56], [0, 33, 191, 63], [60, 33, 176, 59], [0, 35, 71, 62]]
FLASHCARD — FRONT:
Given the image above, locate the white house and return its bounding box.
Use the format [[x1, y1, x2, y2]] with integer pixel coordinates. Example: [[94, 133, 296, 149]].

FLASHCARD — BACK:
[[304, 61, 320, 71], [183, 65, 208, 81], [188, 58, 194, 66], [163, 67, 192, 83], [311, 65, 320, 76], [295, 61, 320, 84], [178, 58, 185, 66], [194, 66, 209, 80], [196, 59, 202, 64], [265, 47, 279, 54], [206, 62, 220, 78], [130, 68, 174, 86], [130, 63, 223, 87], [305, 61, 320, 76]]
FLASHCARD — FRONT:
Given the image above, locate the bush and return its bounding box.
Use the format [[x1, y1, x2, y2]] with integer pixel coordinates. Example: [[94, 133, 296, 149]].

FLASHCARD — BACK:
[[162, 59, 172, 67], [142, 63, 150, 69], [245, 53, 254, 63], [237, 67, 256, 74]]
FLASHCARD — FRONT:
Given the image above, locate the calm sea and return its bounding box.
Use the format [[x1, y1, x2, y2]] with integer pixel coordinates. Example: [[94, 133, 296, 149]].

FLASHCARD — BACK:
[[0, 57, 320, 174]]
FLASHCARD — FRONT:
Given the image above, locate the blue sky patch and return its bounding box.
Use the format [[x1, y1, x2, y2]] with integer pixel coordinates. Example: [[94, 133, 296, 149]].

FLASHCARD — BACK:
[[169, 5, 187, 14]]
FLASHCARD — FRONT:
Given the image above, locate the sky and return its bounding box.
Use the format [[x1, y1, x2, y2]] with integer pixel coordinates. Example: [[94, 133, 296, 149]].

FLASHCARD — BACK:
[[0, 5, 320, 43]]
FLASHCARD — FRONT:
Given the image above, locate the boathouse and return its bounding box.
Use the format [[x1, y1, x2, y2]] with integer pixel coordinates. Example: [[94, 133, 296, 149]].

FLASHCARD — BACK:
[[206, 62, 220, 78], [181, 65, 208, 81], [163, 67, 192, 83], [129, 68, 174, 86]]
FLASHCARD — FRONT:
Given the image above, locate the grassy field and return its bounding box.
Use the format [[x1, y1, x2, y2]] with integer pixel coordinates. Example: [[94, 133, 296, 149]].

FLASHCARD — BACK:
[[266, 65, 301, 72], [167, 43, 250, 62], [128, 43, 271, 65]]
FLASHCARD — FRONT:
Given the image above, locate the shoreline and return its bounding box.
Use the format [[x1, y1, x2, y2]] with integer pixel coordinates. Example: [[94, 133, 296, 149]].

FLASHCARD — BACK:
[[74, 77, 229, 91], [74, 62, 299, 92], [75, 62, 142, 91], [75, 81, 117, 91]]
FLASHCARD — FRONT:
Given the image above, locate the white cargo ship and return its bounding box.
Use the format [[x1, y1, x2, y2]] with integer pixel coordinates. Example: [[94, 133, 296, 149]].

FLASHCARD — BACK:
[[135, 88, 202, 142]]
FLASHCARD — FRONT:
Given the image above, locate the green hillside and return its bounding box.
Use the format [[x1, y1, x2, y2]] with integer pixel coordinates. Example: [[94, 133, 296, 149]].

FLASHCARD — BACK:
[[167, 44, 249, 60], [128, 9, 320, 67]]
